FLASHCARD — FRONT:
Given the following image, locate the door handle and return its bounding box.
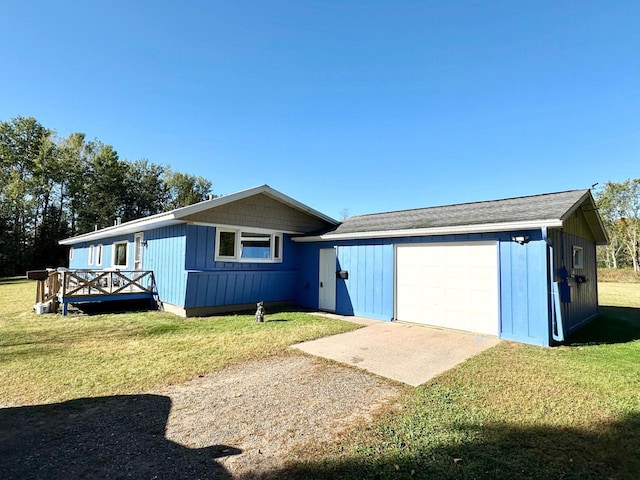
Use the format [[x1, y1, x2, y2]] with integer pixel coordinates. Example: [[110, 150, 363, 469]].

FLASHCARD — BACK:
[[320, 281, 323, 288]]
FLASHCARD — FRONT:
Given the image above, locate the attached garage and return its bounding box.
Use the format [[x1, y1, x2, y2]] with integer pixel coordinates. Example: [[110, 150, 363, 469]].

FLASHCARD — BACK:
[[295, 188, 609, 346], [395, 242, 499, 336]]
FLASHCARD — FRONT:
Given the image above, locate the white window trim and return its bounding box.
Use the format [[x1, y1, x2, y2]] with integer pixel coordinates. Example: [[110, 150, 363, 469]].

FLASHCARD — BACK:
[[215, 228, 283, 263], [88, 245, 94, 266], [96, 244, 103, 266], [113, 241, 129, 268], [69, 247, 74, 261], [573, 246, 584, 269]]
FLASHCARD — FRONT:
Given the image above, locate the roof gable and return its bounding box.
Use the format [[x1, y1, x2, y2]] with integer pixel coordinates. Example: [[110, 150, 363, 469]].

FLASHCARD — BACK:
[[182, 192, 331, 232], [60, 185, 337, 245]]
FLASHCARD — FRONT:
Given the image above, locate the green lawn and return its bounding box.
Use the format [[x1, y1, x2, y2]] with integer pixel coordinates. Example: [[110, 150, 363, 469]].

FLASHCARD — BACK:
[[0, 278, 360, 406], [2, 278, 639, 479], [280, 282, 640, 479]]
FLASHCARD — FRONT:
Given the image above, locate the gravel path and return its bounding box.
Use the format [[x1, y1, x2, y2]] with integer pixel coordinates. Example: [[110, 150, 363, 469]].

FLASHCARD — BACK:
[[1, 353, 401, 479], [158, 354, 402, 478]]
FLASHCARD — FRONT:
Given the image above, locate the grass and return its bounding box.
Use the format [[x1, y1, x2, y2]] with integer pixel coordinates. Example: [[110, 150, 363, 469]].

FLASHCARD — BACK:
[[3, 277, 640, 479], [598, 267, 640, 283], [0, 278, 360, 406], [280, 282, 640, 479]]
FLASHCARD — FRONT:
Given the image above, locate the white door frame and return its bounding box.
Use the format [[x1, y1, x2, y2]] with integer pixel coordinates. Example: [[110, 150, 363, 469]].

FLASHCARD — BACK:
[[318, 248, 337, 311]]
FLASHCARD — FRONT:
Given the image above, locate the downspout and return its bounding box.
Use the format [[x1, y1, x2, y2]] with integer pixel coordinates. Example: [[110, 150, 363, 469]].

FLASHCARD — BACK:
[[542, 227, 565, 342]]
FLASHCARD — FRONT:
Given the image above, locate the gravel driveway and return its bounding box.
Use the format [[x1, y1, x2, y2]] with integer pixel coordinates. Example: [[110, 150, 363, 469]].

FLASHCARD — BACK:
[[1, 353, 401, 479]]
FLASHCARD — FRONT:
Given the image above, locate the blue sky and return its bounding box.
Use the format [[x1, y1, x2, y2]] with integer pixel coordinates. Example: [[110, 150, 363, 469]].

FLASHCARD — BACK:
[[1, 1, 638, 219]]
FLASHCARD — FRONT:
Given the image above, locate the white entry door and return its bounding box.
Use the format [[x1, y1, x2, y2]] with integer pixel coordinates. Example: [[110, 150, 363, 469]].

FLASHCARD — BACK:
[[318, 248, 336, 311], [396, 242, 499, 336]]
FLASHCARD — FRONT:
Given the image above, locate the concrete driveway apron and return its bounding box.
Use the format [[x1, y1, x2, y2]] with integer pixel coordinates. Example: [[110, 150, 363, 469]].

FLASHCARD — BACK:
[[292, 319, 500, 387]]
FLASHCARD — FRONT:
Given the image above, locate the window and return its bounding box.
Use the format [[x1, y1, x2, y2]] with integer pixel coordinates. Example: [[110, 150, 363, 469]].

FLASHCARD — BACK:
[[113, 241, 128, 268], [96, 244, 103, 266], [215, 228, 283, 262], [218, 230, 236, 258], [88, 245, 94, 266], [573, 246, 584, 269]]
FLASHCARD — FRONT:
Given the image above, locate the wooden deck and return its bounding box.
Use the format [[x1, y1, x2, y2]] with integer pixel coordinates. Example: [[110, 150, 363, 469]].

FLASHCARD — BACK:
[[32, 269, 157, 315]]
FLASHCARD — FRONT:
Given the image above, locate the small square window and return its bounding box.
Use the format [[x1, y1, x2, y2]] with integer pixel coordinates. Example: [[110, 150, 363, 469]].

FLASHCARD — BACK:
[[573, 246, 584, 269], [218, 230, 236, 258]]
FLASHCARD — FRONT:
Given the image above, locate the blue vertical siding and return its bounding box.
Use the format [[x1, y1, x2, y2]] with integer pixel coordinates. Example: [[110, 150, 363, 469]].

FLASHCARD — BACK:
[[184, 271, 297, 308], [144, 225, 188, 308], [69, 243, 89, 269], [549, 229, 598, 337], [182, 225, 301, 309], [296, 240, 394, 320], [498, 234, 550, 346], [336, 243, 394, 320], [299, 230, 553, 346], [68, 235, 136, 270]]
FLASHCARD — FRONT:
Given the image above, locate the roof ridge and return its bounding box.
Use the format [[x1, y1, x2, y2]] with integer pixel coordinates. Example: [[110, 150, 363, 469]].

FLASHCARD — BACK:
[[345, 189, 591, 220]]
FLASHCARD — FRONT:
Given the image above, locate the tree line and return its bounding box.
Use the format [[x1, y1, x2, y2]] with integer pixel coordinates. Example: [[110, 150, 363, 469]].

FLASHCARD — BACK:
[[0, 116, 213, 276], [1, 116, 636, 277], [595, 179, 640, 272]]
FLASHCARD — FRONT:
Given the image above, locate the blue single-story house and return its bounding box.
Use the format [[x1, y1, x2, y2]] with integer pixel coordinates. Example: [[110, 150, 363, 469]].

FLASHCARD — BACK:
[[60, 185, 608, 346]]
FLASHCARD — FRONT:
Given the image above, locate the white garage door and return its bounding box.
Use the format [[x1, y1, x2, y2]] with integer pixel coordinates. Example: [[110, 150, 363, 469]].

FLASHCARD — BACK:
[[396, 242, 499, 336]]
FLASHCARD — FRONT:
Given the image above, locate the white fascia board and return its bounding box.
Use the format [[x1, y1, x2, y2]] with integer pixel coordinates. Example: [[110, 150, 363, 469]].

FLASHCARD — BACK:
[[292, 219, 563, 242], [59, 215, 181, 245]]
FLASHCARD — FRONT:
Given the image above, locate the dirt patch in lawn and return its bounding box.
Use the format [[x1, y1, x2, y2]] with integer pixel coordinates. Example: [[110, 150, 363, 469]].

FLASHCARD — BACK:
[[1, 354, 402, 479], [159, 354, 402, 478]]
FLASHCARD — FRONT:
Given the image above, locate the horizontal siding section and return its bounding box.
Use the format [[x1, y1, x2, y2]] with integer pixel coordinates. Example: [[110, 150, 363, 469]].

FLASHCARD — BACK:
[[184, 270, 298, 308]]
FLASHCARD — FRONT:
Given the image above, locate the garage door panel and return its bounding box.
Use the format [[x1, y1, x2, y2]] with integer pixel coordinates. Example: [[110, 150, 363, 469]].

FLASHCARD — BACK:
[[396, 243, 499, 336]]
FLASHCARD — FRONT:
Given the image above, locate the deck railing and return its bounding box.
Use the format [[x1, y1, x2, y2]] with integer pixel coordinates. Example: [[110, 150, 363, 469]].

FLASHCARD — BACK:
[[59, 269, 156, 299], [29, 268, 157, 315]]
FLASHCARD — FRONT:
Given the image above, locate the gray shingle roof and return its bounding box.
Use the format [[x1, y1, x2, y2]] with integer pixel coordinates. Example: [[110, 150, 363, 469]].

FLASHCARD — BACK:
[[331, 189, 591, 235]]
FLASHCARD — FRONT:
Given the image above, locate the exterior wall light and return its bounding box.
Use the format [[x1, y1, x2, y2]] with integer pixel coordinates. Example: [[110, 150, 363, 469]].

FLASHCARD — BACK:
[[511, 235, 530, 245]]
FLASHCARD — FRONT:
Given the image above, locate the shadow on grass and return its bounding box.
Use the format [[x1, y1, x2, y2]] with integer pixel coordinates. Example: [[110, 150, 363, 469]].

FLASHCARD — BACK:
[[567, 306, 640, 346], [0, 394, 241, 479], [269, 413, 640, 480]]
